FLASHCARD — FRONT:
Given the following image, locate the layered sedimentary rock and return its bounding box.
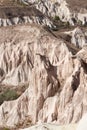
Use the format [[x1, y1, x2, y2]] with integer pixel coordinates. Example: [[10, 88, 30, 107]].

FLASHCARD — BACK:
[[0, 24, 87, 128]]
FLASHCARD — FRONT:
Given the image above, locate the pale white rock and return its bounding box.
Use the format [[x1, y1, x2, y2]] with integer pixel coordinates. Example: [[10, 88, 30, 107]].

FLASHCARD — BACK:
[[0, 24, 86, 128], [20, 123, 77, 130], [38, 95, 58, 123], [12, 17, 20, 25], [64, 27, 87, 48], [78, 13, 87, 25], [57, 1, 71, 22], [71, 27, 86, 48], [23, 0, 87, 25], [74, 45, 87, 63], [0, 15, 54, 28], [35, 0, 72, 23], [1, 0, 87, 27], [76, 113, 87, 130]]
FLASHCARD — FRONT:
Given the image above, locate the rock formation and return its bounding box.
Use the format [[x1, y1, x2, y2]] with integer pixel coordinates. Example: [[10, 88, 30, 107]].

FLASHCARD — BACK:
[[20, 0, 87, 25], [1, 0, 87, 28], [0, 0, 87, 130], [0, 6, 55, 28], [76, 113, 87, 130], [0, 24, 86, 129], [64, 27, 87, 48], [20, 123, 77, 130]]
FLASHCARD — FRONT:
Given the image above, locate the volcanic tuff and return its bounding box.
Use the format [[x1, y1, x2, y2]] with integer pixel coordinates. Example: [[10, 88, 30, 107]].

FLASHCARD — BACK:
[[20, 0, 87, 25], [0, 23, 86, 129], [21, 123, 77, 130], [0, 0, 87, 130], [0, 6, 55, 28], [1, 0, 87, 28]]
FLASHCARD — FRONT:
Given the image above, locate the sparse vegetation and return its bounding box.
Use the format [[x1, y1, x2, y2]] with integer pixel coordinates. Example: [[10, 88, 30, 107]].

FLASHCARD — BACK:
[[78, 20, 82, 25], [63, 21, 70, 27], [0, 127, 16, 130], [0, 82, 29, 105], [3, 128, 10, 130], [54, 16, 60, 21], [15, 115, 33, 129], [0, 89, 19, 105]]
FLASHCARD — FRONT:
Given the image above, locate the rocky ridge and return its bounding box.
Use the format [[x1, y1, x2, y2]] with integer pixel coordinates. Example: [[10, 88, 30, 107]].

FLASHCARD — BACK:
[[20, 0, 87, 25], [0, 0, 87, 130], [0, 0, 87, 28], [0, 24, 86, 129], [0, 6, 54, 28]]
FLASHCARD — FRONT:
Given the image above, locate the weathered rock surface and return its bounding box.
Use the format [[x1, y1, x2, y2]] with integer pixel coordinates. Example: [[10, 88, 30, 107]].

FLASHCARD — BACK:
[[0, 1, 87, 130], [1, 0, 87, 27], [20, 123, 77, 130], [0, 7, 55, 28], [20, 0, 87, 25], [0, 24, 87, 128], [63, 27, 87, 48], [76, 113, 87, 130]]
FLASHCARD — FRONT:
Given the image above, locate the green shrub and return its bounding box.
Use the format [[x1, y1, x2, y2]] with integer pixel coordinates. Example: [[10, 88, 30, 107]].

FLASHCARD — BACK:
[[54, 16, 60, 21], [0, 89, 19, 105], [3, 128, 10, 130], [63, 21, 70, 27]]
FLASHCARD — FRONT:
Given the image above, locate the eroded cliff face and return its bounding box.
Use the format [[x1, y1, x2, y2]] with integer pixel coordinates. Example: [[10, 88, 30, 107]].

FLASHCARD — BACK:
[[0, 0, 87, 28], [0, 7, 55, 28], [36, 0, 87, 25], [61, 27, 87, 48], [20, 0, 87, 25], [0, 24, 87, 128]]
